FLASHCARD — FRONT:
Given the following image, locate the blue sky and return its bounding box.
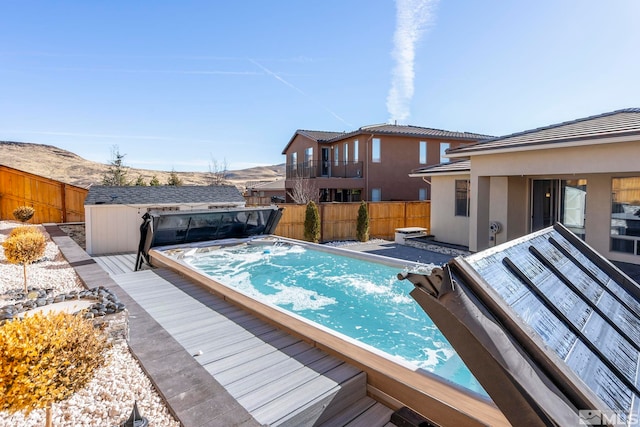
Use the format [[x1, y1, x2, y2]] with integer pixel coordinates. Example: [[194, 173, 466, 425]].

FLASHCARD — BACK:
[[1, 1, 639, 172]]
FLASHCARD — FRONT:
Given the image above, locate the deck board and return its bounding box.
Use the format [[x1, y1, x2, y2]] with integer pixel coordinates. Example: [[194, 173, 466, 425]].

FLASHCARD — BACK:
[[94, 252, 137, 275], [319, 396, 377, 427], [193, 331, 297, 366], [225, 350, 331, 397], [211, 340, 314, 381], [250, 370, 365, 424], [110, 266, 386, 426], [346, 403, 394, 427]]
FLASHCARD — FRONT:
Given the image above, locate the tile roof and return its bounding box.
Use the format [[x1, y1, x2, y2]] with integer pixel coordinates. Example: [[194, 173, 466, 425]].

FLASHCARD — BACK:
[[283, 124, 492, 154], [296, 130, 347, 142], [347, 124, 493, 141], [448, 108, 640, 156], [84, 185, 246, 206], [410, 159, 471, 176]]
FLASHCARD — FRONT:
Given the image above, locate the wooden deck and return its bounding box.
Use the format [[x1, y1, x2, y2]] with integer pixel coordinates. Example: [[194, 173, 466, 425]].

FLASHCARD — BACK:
[[94, 253, 395, 426]]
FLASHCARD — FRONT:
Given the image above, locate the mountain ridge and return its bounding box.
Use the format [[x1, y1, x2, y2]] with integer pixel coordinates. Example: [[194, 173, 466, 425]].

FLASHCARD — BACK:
[[0, 141, 284, 189]]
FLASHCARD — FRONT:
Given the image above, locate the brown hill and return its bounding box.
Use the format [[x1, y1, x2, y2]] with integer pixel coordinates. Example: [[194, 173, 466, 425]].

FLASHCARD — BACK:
[[0, 141, 284, 189]]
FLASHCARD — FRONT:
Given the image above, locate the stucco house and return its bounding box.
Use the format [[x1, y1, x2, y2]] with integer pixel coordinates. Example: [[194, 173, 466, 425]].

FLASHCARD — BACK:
[[282, 124, 491, 203], [84, 185, 245, 255], [410, 108, 640, 265], [244, 179, 286, 205]]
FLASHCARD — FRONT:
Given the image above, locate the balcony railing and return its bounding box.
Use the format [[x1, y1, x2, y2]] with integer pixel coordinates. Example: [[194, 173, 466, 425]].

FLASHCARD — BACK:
[[286, 161, 363, 179]]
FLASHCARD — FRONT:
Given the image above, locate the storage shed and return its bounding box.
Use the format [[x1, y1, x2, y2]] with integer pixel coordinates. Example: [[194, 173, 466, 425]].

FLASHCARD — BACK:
[[84, 185, 245, 255]]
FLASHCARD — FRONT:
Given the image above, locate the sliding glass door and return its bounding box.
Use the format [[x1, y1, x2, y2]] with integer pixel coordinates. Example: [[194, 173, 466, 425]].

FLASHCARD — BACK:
[[531, 179, 587, 239]]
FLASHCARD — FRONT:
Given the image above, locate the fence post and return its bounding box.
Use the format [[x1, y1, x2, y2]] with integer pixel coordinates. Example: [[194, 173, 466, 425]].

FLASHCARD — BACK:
[[61, 183, 67, 223], [320, 202, 325, 242], [403, 201, 407, 228]]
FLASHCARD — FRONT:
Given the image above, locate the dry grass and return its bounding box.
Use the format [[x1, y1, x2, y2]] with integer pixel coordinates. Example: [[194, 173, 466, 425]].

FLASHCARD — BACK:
[[0, 141, 284, 189]]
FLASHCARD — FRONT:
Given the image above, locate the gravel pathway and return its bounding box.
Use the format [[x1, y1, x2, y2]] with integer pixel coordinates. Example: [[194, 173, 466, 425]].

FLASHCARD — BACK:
[[0, 221, 180, 427]]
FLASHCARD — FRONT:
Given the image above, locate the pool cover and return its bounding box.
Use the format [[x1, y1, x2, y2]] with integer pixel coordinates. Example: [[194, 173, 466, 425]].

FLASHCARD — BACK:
[[400, 223, 640, 426], [135, 207, 282, 270]]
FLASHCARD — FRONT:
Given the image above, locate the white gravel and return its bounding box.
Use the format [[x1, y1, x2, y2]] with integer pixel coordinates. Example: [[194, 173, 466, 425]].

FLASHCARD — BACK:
[[0, 221, 180, 427]]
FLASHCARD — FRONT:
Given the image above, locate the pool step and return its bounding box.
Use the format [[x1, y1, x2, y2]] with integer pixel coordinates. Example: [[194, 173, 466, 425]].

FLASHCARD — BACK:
[[317, 396, 396, 427], [113, 267, 396, 426], [253, 368, 366, 426]]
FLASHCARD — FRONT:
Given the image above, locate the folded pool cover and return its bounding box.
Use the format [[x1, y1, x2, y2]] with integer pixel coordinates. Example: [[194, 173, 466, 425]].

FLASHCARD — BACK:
[[136, 207, 283, 270], [400, 223, 640, 427]]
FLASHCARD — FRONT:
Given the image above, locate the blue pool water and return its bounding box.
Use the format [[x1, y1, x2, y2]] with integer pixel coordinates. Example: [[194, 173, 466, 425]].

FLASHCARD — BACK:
[[183, 242, 484, 395]]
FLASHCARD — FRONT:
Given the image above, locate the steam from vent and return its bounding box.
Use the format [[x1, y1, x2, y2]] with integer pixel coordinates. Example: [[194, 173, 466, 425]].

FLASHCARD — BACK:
[[386, 0, 439, 123]]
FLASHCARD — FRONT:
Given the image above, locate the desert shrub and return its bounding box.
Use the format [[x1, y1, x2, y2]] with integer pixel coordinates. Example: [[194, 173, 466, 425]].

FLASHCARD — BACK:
[[166, 170, 183, 186], [356, 201, 369, 242], [304, 201, 320, 243], [149, 175, 161, 186], [12, 206, 35, 223], [2, 229, 47, 293], [8, 225, 42, 238], [0, 311, 108, 426]]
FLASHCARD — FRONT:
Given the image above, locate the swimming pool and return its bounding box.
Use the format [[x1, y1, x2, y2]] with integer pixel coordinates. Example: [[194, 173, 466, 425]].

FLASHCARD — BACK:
[[164, 239, 484, 396]]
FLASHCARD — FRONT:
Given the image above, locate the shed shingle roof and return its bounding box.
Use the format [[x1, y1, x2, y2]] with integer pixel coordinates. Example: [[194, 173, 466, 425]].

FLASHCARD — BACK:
[[84, 185, 245, 206], [448, 108, 640, 156]]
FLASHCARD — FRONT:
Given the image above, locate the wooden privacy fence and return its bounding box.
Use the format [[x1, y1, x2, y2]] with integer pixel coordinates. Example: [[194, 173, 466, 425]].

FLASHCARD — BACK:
[[0, 164, 430, 239], [0, 166, 88, 224], [274, 201, 431, 242]]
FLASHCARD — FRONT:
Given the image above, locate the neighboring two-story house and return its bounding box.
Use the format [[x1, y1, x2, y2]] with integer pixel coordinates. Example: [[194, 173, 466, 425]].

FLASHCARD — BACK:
[[282, 124, 491, 203]]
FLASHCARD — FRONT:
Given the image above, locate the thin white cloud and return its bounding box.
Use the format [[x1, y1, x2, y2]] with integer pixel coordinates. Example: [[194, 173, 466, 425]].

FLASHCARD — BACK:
[[387, 0, 439, 123], [248, 58, 352, 128], [6, 66, 262, 76], [0, 51, 325, 64], [1, 130, 216, 144]]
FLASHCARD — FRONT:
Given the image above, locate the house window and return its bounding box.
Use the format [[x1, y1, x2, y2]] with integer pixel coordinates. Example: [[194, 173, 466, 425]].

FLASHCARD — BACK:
[[334, 146, 339, 166], [354, 140, 359, 162], [290, 152, 297, 166], [440, 143, 450, 163], [455, 179, 470, 217], [344, 143, 349, 163], [305, 147, 313, 164], [372, 138, 381, 163], [419, 141, 427, 164], [611, 177, 640, 255], [419, 188, 427, 201], [371, 188, 381, 202]]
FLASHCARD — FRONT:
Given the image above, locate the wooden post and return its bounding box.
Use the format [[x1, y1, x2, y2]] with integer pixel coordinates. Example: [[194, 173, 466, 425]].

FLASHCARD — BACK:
[[320, 202, 325, 242], [60, 183, 67, 223]]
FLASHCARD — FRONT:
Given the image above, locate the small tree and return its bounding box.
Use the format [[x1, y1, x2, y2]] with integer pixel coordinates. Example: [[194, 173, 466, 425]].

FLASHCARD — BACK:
[[149, 175, 161, 186], [0, 311, 108, 427], [304, 201, 321, 243], [2, 227, 47, 293], [356, 201, 369, 242], [102, 145, 130, 186], [287, 172, 318, 204], [166, 169, 183, 186], [12, 206, 35, 223], [208, 156, 229, 186], [134, 175, 147, 186]]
